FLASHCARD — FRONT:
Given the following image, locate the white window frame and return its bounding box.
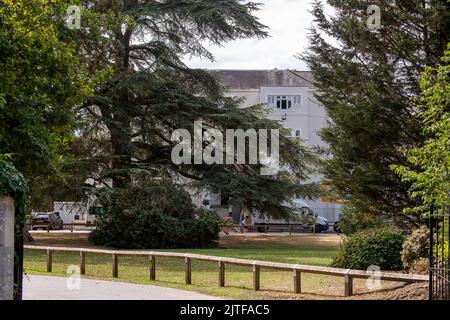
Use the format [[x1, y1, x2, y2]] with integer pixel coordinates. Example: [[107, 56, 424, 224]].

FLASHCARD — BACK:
[[267, 95, 302, 110]]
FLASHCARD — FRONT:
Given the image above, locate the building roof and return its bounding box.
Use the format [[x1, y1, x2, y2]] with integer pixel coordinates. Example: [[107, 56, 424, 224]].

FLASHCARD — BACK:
[[211, 69, 315, 90]]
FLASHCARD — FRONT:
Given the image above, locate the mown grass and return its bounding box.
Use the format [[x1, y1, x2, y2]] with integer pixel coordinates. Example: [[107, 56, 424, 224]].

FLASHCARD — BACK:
[[23, 233, 404, 299]]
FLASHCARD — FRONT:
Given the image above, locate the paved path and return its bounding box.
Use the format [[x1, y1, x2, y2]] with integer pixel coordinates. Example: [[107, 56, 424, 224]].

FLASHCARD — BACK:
[[23, 275, 222, 300]]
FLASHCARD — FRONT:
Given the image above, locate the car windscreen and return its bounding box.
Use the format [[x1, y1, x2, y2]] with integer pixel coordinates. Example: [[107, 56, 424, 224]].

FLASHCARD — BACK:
[[34, 214, 49, 219]]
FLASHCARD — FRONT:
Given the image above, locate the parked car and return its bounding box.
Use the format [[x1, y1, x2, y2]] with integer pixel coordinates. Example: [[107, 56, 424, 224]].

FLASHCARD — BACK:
[[316, 215, 330, 233], [31, 212, 64, 230]]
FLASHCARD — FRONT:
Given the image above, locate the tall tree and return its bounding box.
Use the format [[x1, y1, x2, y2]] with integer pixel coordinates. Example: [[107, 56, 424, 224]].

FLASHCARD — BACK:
[[0, 0, 92, 299], [392, 43, 450, 211], [75, 0, 319, 218], [302, 0, 450, 227]]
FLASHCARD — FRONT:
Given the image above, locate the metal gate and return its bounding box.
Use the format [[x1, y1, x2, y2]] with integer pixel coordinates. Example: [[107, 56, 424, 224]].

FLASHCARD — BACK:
[[429, 206, 450, 300]]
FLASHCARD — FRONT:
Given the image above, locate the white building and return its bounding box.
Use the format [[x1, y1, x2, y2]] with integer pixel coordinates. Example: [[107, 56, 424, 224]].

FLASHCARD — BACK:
[[212, 69, 342, 222]]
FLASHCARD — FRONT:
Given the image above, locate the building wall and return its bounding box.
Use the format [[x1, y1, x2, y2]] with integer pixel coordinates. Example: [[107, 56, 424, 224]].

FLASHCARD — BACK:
[[219, 70, 341, 222], [229, 90, 260, 107]]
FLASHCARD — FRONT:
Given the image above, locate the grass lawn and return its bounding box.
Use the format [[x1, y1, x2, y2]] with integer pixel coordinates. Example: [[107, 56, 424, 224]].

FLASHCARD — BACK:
[[24, 232, 406, 300]]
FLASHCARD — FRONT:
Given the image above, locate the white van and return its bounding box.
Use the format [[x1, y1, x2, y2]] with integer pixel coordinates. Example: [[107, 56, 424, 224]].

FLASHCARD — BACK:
[[251, 200, 330, 233]]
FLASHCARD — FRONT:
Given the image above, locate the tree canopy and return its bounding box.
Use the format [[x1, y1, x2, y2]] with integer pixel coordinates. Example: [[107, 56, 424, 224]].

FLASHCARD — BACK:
[[0, 0, 94, 206], [68, 0, 320, 218], [0, 0, 94, 299], [302, 0, 450, 227], [392, 43, 450, 211]]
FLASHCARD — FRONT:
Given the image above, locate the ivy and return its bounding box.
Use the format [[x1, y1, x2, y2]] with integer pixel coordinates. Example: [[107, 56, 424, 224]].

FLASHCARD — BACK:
[[0, 159, 29, 234]]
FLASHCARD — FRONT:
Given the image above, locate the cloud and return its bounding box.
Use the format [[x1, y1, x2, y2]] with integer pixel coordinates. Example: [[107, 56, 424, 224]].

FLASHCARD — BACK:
[[183, 0, 317, 70]]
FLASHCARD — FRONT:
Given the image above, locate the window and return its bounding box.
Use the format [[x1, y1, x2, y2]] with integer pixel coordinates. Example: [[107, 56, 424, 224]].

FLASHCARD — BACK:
[[293, 95, 302, 105], [277, 96, 291, 110], [291, 129, 301, 138], [267, 95, 302, 110]]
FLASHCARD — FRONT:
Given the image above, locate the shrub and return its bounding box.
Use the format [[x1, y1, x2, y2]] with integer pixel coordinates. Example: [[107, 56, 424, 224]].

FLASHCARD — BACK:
[[337, 206, 387, 235], [89, 181, 221, 249], [407, 258, 428, 274], [183, 210, 222, 247], [401, 226, 429, 273], [331, 228, 405, 270]]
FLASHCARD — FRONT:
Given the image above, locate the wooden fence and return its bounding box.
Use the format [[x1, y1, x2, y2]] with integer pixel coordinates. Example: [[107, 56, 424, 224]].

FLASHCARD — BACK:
[[29, 222, 96, 233], [29, 222, 319, 235], [226, 224, 317, 235], [24, 245, 427, 297]]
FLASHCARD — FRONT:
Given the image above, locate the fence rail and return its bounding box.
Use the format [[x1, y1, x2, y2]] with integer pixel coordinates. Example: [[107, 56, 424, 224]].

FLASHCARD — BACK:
[[229, 224, 316, 234], [25, 245, 427, 297], [28, 223, 317, 234], [28, 222, 96, 233]]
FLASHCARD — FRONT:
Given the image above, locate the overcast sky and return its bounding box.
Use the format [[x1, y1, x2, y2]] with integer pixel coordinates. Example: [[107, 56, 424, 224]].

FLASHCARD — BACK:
[[184, 0, 325, 70]]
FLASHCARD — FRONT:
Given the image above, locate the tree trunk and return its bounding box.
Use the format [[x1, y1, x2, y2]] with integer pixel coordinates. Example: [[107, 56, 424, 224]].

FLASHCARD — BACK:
[[110, 111, 132, 189], [13, 234, 24, 300]]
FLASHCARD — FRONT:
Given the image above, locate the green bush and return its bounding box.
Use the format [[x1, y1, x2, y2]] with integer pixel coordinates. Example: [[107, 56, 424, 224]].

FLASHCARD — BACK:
[[89, 181, 221, 249], [401, 226, 429, 273], [337, 205, 387, 235], [331, 228, 405, 270]]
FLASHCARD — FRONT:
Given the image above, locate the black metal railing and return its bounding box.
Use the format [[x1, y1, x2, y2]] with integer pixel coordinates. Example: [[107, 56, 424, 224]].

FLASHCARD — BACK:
[[429, 205, 450, 300]]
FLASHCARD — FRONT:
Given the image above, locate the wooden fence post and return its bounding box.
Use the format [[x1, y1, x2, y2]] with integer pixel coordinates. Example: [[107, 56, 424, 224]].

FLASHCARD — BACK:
[[218, 260, 225, 287], [79, 251, 86, 275], [112, 253, 118, 278], [46, 249, 53, 272], [253, 264, 260, 291], [294, 269, 301, 294], [23, 245, 430, 298], [344, 271, 353, 297], [185, 257, 192, 285], [149, 254, 156, 281]]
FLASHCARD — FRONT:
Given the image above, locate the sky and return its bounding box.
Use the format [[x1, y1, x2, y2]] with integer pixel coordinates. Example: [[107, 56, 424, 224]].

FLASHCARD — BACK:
[[184, 0, 323, 70]]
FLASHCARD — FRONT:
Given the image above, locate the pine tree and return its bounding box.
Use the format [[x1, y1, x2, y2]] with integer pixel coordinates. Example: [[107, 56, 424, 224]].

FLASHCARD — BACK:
[[302, 0, 450, 227], [73, 0, 320, 218]]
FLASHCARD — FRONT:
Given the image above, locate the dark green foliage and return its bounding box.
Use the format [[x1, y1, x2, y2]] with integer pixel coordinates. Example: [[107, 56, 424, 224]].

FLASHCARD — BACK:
[[72, 0, 320, 221], [0, 159, 29, 233], [337, 205, 388, 235], [0, 1, 89, 175], [331, 228, 405, 270], [0, 158, 29, 299], [89, 181, 221, 248], [303, 0, 450, 228], [0, 1, 93, 211], [0, 1, 92, 299]]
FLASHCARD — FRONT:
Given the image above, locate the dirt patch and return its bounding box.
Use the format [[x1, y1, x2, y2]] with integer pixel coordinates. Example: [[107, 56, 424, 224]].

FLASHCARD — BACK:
[[386, 282, 429, 300], [28, 232, 99, 249], [219, 232, 342, 249], [29, 231, 343, 249]]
